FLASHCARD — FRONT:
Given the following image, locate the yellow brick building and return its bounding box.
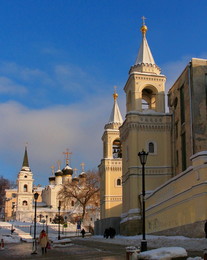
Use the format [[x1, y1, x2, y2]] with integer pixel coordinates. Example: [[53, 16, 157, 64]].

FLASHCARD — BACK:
[[99, 21, 207, 238]]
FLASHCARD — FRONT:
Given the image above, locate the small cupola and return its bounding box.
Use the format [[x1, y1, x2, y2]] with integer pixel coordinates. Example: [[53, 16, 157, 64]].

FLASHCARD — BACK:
[[79, 162, 87, 178], [62, 164, 73, 176]]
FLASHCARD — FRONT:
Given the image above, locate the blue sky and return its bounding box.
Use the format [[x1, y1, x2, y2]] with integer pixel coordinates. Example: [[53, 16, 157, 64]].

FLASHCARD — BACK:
[[0, 0, 207, 185]]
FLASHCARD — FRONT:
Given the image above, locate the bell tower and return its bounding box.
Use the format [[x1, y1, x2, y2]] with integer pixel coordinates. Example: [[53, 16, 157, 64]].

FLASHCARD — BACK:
[[99, 88, 123, 219], [120, 19, 172, 235], [16, 146, 34, 221]]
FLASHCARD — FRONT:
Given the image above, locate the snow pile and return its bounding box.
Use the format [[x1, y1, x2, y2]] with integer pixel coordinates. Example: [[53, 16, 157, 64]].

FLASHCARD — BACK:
[[138, 247, 187, 259], [90, 234, 206, 252]]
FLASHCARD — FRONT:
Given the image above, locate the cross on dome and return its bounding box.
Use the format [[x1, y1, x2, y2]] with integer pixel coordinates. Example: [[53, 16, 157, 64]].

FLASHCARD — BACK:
[[50, 165, 55, 175], [80, 162, 85, 172], [63, 148, 72, 165], [141, 16, 146, 25], [57, 160, 61, 170]]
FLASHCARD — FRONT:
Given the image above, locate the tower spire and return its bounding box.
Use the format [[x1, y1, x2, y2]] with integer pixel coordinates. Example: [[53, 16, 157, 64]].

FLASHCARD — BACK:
[[131, 17, 161, 75], [22, 144, 29, 168], [135, 17, 155, 65], [107, 86, 123, 126]]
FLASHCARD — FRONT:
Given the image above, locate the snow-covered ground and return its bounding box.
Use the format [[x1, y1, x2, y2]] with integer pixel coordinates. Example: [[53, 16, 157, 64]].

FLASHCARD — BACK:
[[0, 221, 206, 259]]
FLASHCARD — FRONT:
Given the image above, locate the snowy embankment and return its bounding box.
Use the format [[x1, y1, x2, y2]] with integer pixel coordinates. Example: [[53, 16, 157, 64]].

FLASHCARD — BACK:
[[80, 235, 206, 259], [89, 235, 207, 252]]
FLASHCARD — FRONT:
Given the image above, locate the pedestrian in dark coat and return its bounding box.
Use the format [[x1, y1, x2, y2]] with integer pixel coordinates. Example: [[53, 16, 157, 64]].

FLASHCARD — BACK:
[[104, 228, 109, 239], [81, 228, 86, 238]]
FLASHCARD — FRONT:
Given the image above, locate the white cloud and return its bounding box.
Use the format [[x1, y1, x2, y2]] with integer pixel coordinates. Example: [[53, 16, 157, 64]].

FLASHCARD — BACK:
[[0, 77, 27, 94], [0, 93, 118, 184], [0, 62, 53, 86], [54, 64, 98, 94]]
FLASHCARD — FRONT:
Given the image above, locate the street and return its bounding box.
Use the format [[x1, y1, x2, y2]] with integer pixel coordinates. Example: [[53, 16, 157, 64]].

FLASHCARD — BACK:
[[0, 239, 126, 260]]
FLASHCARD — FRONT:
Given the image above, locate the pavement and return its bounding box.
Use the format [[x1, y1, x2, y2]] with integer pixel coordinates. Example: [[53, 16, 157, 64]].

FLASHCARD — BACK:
[[0, 240, 126, 260], [0, 237, 204, 259]]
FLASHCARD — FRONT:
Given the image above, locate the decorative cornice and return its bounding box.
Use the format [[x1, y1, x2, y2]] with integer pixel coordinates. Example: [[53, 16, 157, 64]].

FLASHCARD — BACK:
[[122, 167, 173, 184], [120, 119, 171, 141], [103, 196, 122, 202]]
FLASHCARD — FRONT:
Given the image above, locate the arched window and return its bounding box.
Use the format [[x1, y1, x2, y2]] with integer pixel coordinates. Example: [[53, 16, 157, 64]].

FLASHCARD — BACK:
[[23, 184, 28, 192], [71, 201, 74, 207], [147, 141, 157, 154], [149, 142, 154, 153], [142, 87, 157, 111], [116, 178, 121, 186], [113, 139, 122, 158], [22, 200, 27, 206]]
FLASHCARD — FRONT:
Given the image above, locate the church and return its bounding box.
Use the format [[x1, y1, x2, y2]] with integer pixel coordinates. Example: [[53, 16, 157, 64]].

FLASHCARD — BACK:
[[98, 20, 207, 238], [4, 147, 99, 226]]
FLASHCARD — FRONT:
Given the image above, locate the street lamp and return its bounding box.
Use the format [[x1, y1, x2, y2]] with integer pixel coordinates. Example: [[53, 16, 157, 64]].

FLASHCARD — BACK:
[[58, 201, 61, 240], [138, 150, 148, 252], [46, 215, 48, 234], [31, 192, 39, 255]]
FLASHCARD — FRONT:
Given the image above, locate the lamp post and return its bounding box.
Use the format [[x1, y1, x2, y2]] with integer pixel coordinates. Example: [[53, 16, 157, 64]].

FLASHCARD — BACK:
[[31, 192, 39, 255], [46, 215, 48, 234], [58, 201, 61, 240], [138, 150, 148, 252]]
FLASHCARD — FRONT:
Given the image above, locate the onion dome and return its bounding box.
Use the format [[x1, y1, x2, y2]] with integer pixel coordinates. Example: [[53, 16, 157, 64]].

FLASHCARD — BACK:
[[72, 176, 79, 183], [62, 164, 73, 176], [79, 163, 87, 178], [79, 172, 87, 178], [55, 169, 63, 177], [49, 176, 55, 182]]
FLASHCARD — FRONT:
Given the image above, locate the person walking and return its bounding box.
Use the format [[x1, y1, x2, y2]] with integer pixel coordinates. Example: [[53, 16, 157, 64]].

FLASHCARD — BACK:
[[38, 230, 49, 255], [81, 228, 86, 238]]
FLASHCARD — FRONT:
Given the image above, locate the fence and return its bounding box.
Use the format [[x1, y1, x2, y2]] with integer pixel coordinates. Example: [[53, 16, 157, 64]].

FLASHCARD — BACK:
[[0, 224, 82, 237]]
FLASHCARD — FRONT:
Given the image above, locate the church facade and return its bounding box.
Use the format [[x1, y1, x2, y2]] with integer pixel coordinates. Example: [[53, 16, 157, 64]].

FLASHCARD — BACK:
[[5, 147, 99, 226], [99, 21, 207, 237]]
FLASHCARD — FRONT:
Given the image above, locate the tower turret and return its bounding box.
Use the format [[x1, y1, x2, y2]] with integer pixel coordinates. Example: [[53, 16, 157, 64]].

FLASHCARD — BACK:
[[16, 145, 34, 221], [99, 88, 123, 219], [55, 161, 63, 185]]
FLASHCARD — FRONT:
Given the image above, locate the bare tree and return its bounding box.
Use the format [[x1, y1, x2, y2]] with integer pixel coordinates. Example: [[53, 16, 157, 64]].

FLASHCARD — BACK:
[[0, 176, 11, 214], [58, 170, 100, 221]]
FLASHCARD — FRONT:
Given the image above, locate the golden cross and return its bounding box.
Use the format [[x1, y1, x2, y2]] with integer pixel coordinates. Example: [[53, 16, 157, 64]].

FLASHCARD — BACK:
[[80, 162, 85, 172], [63, 148, 72, 165], [51, 165, 55, 175], [141, 16, 146, 25], [57, 160, 61, 170], [114, 86, 117, 94], [73, 168, 78, 176]]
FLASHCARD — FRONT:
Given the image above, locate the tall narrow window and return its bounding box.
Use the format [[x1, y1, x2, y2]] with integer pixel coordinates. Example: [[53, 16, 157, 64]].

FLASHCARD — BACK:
[[127, 91, 132, 111], [175, 122, 178, 138], [181, 133, 186, 171], [149, 142, 154, 153], [23, 184, 28, 192], [116, 178, 121, 186], [180, 85, 185, 124], [176, 150, 179, 167]]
